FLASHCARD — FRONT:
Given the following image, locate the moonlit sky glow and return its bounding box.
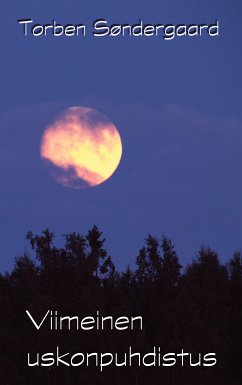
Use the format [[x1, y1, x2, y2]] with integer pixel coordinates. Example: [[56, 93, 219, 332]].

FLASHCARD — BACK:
[[40, 107, 122, 188], [0, 0, 242, 271]]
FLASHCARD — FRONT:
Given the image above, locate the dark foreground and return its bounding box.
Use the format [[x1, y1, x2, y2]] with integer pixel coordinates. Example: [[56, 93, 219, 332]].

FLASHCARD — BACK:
[[0, 226, 241, 385]]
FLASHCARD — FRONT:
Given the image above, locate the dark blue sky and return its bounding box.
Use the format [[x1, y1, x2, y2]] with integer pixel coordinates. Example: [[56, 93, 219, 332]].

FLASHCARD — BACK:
[[0, 0, 242, 271]]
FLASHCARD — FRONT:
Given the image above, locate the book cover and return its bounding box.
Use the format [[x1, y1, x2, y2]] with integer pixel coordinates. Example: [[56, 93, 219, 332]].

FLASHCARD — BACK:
[[0, 1, 241, 384]]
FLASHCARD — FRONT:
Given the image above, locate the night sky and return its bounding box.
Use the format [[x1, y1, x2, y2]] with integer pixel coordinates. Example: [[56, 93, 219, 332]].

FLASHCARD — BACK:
[[1, 0, 242, 272]]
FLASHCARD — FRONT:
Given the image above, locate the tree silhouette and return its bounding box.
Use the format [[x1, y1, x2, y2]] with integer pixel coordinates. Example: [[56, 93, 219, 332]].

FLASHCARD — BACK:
[[0, 227, 241, 384], [160, 236, 181, 288]]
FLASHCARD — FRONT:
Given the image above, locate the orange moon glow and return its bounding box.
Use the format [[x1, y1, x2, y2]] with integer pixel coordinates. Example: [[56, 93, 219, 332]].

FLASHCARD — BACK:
[[40, 107, 122, 189]]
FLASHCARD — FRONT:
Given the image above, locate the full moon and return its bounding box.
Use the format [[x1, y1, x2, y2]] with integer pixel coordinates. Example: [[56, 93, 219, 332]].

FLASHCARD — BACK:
[[40, 107, 122, 189]]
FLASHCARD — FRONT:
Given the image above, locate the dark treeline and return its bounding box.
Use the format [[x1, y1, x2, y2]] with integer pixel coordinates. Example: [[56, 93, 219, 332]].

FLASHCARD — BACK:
[[0, 225, 242, 385]]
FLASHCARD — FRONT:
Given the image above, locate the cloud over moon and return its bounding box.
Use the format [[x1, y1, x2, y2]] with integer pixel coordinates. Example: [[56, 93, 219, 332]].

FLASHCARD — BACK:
[[40, 107, 122, 189]]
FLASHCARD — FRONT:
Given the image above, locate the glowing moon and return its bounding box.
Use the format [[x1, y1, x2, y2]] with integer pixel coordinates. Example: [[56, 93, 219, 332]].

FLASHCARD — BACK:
[[40, 107, 122, 189]]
